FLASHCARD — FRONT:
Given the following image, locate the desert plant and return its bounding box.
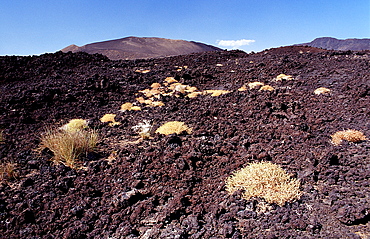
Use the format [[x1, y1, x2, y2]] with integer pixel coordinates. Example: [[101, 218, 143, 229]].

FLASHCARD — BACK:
[[0, 130, 4, 143], [100, 114, 121, 126], [314, 87, 331, 95], [331, 129, 367, 146], [60, 119, 88, 132], [39, 127, 98, 168], [259, 85, 275, 91], [226, 162, 302, 207], [0, 162, 18, 182], [155, 121, 192, 135], [132, 120, 153, 139]]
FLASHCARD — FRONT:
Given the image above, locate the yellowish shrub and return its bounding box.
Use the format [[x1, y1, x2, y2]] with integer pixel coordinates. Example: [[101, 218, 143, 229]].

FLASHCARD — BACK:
[[259, 85, 275, 91], [185, 86, 198, 93], [226, 162, 302, 206], [314, 87, 331, 95], [0, 162, 18, 182], [132, 120, 152, 139], [331, 129, 367, 146], [60, 119, 88, 132], [39, 128, 98, 169], [164, 77, 178, 84], [130, 106, 142, 111], [238, 85, 248, 91], [155, 121, 192, 135], [0, 130, 4, 143], [275, 74, 293, 81], [248, 81, 264, 89], [151, 82, 161, 89], [100, 114, 121, 126], [204, 90, 231, 96], [186, 92, 203, 98], [120, 102, 133, 111], [150, 101, 165, 107]]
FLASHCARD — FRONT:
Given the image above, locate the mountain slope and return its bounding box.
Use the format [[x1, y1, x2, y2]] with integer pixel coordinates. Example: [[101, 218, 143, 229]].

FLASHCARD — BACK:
[[297, 37, 370, 51], [61, 36, 222, 60]]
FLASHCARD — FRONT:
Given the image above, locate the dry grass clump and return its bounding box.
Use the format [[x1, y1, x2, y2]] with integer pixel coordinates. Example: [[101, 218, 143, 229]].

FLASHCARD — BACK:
[[314, 87, 331, 95], [0, 130, 4, 143], [155, 121, 192, 135], [132, 120, 153, 139], [60, 119, 88, 132], [226, 162, 302, 207], [275, 74, 293, 81], [0, 162, 18, 182], [100, 114, 121, 126], [248, 81, 265, 89], [39, 127, 98, 168], [331, 129, 367, 146], [204, 90, 231, 96], [259, 85, 275, 91]]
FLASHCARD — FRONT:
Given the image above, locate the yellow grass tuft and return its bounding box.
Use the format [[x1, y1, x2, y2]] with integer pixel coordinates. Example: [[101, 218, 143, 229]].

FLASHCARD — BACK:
[[204, 90, 231, 96], [164, 77, 178, 84], [151, 82, 161, 89], [39, 128, 98, 169], [100, 114, 121, 126], [120, 102, 133, 111], [0, 162, 18, 182], [155, 121, 192, 135], [314, 87, 331, 95], [248, 81, 264, 89], [275, 74, 293, 81], [259, 85, 275, 91], [186, 92, 203, 98], [226, 162, 302, 207], [130, 106, 142, 111], [331, 129, 367, 146], [61, 119, 88, 132]]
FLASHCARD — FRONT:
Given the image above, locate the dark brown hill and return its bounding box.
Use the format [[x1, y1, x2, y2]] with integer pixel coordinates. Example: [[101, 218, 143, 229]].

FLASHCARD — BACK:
[[297, 37, 370, 51], [61, 36, 222, 60]]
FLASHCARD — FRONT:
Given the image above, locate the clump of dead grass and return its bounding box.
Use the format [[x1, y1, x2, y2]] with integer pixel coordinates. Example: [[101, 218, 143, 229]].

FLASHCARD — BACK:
[[226, 162, 302, 207], [100, 114, 121, 126], [314, 87, 331, 95], [155, 121, 192, 135], [39, 127, 98, 169], [331, 129, 367, 146], [60, 119, 88, 132], [0, 162, 18, 182]]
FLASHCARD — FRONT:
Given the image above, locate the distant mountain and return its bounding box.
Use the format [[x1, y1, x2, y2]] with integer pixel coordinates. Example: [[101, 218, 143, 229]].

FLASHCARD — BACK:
[[296, 37, 370, 51], [61, 36, 222, 60]]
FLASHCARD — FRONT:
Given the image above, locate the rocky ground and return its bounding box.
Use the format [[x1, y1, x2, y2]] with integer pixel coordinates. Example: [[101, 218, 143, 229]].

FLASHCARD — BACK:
[[0, 46, 369, 238]]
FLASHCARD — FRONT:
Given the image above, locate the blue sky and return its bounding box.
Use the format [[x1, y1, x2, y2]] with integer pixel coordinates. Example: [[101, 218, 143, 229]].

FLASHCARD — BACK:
[[1, 0, 369, 56]]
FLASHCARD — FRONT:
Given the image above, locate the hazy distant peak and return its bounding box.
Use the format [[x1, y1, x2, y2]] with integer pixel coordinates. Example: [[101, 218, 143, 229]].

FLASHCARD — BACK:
[[297, 37, 370, 51]]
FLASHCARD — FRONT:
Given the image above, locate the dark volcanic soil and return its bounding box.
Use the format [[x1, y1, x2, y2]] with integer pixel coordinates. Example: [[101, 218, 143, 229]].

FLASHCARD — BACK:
[[0, 47, 369, 239]]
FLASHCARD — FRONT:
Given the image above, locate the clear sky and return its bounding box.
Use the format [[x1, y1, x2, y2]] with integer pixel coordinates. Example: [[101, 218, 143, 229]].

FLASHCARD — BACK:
[[1, 0, 369, 56]]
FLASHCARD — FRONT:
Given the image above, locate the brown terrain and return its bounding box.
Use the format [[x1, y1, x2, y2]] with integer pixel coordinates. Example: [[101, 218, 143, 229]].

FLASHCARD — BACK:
[[297, 37, 370, 51], [61, 36, 222, 60], [1, 46, 370, 238]]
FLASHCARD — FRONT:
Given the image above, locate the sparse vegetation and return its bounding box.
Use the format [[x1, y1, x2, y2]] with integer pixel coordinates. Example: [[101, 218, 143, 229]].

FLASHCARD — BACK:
[[155, 121, 192, 135], [259, 85, 275, 91], [0, 130, 4, 143], [331, 129, 367, 146], [39, 127, 98, 168], [226, 162, 302, 207], [60, 119, 88, 132], [100, 114, 121, 126], [204, 90, 231, 96], [132, 120, 152, 139], [314, 87, 331, 95], [0, 162, 18, 182]]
